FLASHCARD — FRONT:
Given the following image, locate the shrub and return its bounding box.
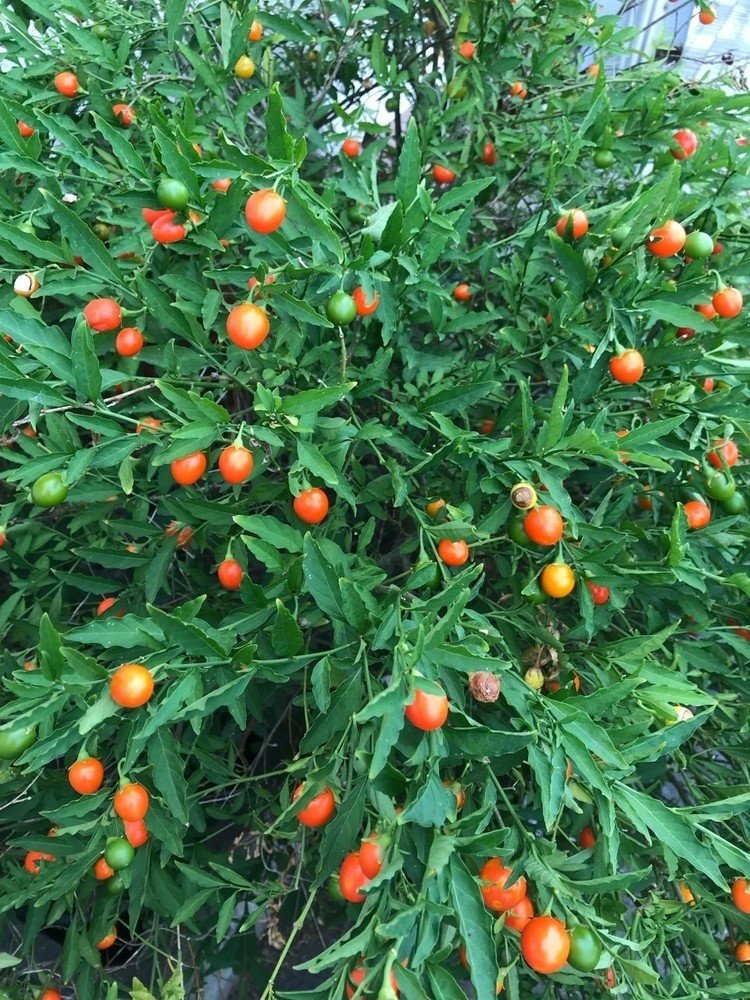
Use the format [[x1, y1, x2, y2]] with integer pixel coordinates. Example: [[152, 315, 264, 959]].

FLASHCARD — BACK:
[[0, 0, 749, 997]]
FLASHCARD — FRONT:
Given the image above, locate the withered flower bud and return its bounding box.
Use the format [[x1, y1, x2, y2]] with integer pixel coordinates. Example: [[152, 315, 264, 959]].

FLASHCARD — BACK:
[[510, 482, 538, 510], [469, 670, 500, 703]]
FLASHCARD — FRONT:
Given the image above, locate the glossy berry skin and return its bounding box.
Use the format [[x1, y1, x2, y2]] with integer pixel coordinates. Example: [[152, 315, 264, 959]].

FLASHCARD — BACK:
[[707, 438, 739, 469], [17, 120, 35, 137], [245, 189, 286, 233], [425, 498, 445, 517], [31, 472, 69, 509], [293, 785, 336, 827], [325, 291, 357, 325], [352, 287, 379, 315], [712, 286, 743, 318], [170, 451, 207, 486], [97, 929, 117, 950], [586, 582, 609, 606], [683, 231, 713, 258], [540, 563, 575, 598], [555, 209, 588, 240], [579, 825, 596, 848], [226, 303, 270, 349], [217, 559, 243, 590], [104, 837, 135, 870], [142, 207, 173, 225], [437, 539, 469, 566], [699, 8, 715, 23], [568, 926, 602, 973], [24, 849, 55, 874], [293, 488, 329, 525], [593, 149, 614, 168], [458, 40, 476, 58], [684, 499, 711, 530], [157, 176, 189, 210], [341, 138, 361, 157], [432, 164, 456, 184], [234, 55, 255, 78], [453, 283, 471, 301], [83, 298, 121, 332], [110, 663, 154, 708], [69, 757, 105, 794], [482, 142, 497, 165], [248, 18, 263, 40], [523, 506, 563, 546], [609, 349, 645, 384], [115, 327, 144, 357], [504, 894, 534, 932], [93, 857, 114, 880], [520, 916, 570, 974], [123, 818, 149, 847], [359, 834, 384, 878], [339, 852, 370, 903], [404, 688, 449, 730], [31, 472, 68, 507], [212, 177, 232, 192], [733, 879, 750, 913], [671, 128, 698, 159], [151, 215, 186, 243], [706, 472, 735, 500], [0, 725, 36, 760], [113, 782, 149, 821], [112, 103, 136, 126], [646, 220, 686, 257], [40, 990, 63, 1000], [721, 491, 747, 515], [479, 857, 527, 913], [218, 445, 254, 483], [54, 71, 79, 97], [694, 301, 717, 320]]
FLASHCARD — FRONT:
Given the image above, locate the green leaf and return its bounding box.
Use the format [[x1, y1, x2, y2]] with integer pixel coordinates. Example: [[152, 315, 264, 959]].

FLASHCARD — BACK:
[[148, 728, 189, 825], [271, 599, 304, 656], [401, 771, 456, 828], [153, 127, 200, 199], [540, 364, 569, 450], [0, 222, 69, 263], [638, 299, 714, 329], [33, 111, 110, 178], [617, 785, 726, 888], [396, 117, 421, 207], [41, 192, 125, 288], [548, 230, 592, 296], [299, 670, 362, 753], [235, 514, 303, 552], [449, 854, 497, 1000], [421, 381, 495, 414], [265, 83, 294, 161], [275, 291, 334, 328], [669, 504, 687, 566], [313, 777, 367, 887], [296, 440, 340, 486], [91, 113, 147, 178], [70, 319, 102, 402], [281, 383, 356, 416], [302, 536, 345, 623]]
